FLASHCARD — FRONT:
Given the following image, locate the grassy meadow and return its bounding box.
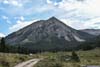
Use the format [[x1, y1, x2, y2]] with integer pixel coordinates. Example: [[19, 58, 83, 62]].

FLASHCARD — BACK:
[[34, 48, 100, 67], [0, 48, 100, 67], [0, 53, 40, 67]]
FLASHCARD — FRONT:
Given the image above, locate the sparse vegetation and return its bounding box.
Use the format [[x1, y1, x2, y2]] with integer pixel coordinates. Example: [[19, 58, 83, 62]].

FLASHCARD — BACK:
[[0, 48, 100, 67], [0, 53, 40, 67], [34, 48, 100, 67]]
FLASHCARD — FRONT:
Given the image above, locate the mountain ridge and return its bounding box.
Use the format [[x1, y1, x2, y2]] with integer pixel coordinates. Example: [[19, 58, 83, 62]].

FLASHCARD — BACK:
[[80, 29, 100, 36]]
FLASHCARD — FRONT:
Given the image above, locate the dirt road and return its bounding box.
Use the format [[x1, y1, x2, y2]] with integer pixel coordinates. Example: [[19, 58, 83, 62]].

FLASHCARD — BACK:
[[14, 59, 41, 67]]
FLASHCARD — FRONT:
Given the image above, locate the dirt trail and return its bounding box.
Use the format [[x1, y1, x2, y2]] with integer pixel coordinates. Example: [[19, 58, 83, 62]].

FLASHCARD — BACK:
[[14, 59, 41, 67]]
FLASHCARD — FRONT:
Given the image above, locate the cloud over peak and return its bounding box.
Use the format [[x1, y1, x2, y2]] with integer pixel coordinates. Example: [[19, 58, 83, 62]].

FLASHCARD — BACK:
[[0, 33, 5, 37], [9, 19, 38, 32]]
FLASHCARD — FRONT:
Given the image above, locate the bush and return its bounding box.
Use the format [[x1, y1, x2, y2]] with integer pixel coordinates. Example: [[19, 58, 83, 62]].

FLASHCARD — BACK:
[[0, 60, 10, 67], [53, 62, 63, 67], [18, 56, 26, 62], [71, 51, 80, 62]]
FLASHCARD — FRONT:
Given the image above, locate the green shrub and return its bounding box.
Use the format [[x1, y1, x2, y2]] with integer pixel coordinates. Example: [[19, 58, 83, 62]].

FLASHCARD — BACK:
[[71, 51, 80, 62]]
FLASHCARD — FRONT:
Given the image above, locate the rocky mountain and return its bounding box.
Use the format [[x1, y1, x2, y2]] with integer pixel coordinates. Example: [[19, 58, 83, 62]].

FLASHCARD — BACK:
[[80, 29, 100, 36], [5, 17, 95, 51]]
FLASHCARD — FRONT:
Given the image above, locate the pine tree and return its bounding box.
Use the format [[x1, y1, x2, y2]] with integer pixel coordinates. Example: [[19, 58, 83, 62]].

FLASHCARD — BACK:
[[71, 51, 80, 62], [0, 38, 6, 52]]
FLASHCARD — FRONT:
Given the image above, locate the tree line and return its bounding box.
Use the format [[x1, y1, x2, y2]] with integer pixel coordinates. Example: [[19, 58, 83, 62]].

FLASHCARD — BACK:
[[0, 38, 28, 54], [0, 35, 100, 54]]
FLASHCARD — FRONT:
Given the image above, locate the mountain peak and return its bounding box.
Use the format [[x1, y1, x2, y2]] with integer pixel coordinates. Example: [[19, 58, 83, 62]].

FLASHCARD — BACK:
[[48, 16, 59, 20]]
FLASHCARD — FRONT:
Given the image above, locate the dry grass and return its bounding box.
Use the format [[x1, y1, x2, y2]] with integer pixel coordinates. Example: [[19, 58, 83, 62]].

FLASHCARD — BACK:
[[0, 53, 39, 67], [34, 48, 100, 67], [0, 48, 100, 67]]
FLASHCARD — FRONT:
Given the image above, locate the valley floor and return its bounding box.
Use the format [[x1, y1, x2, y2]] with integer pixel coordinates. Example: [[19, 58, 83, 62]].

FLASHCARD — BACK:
[[0, 48, 100, 67]]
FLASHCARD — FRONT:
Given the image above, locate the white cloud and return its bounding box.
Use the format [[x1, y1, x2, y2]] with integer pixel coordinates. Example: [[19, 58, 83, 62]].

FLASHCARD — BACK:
[[14, 16, 24, 21], [9, 20, 38, 32], [0, 0, 56, 17], [83, 17, 100, 29], [3, 0, 9, 4], [20, 16, 24, 21], [82, 0, 100, 16], [53, 0, 100, 29], [58, 0, 81, 11], [0, 33, 5, 37], [61, 19, 85, 29], [2, 15, 8, 20], [6, 20, 11, 24], [47, 0, 52, 4], [2, 15, 11, 24], [3, 0, 23, 7], [61, 17, 100, 30], [47, 0, 61, 5], [58, 0, 100, 16], [11, 0, 19, 6]]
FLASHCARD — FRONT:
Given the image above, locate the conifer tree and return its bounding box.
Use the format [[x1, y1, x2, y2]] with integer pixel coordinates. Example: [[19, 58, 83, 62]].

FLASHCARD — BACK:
[[0, 38, 6, 52], [71, 51, 80, 62]]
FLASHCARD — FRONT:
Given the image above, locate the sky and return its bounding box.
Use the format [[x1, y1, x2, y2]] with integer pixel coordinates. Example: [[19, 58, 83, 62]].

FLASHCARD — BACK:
[[0, 0, 100, 37]]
